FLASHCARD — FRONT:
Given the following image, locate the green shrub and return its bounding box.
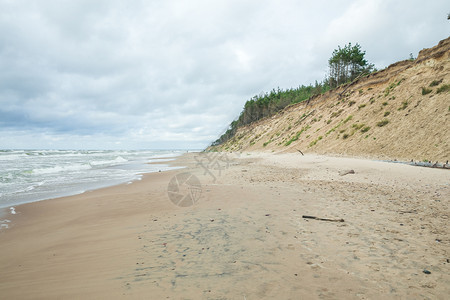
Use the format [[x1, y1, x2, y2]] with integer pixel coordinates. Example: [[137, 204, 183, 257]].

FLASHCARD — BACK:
[[429, 79, 443, 87], [352, 123, 365, 130], [343, 115, 353, 123], [382, 102, 388, 106], [309, 135, 323, 147], [342, 133, 349, 139], [436, 84, 450, 93], [358, 104, 366, 109], [376, 119, 389, 127], [398, 101, 408, 111], [421, 87, 432, 95], [284, 125, 310, 146], [330, 109, 344, 118], [384, 111, 390, 117], [361, 126, 371, 133], [348, 100, 356, 106]]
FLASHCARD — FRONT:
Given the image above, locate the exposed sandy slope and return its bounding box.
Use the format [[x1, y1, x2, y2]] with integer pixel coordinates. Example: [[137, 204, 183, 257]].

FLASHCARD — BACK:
[[0, 153, 449, 299], [214, 37, 450, 162]]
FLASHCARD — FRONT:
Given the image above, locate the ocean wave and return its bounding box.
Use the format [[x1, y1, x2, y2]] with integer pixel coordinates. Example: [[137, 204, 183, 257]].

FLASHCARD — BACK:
[[32, 164, 92, 175], [0, 149, 181, 208], [0, 153, 27, 161], [89, 156, 128, 166]]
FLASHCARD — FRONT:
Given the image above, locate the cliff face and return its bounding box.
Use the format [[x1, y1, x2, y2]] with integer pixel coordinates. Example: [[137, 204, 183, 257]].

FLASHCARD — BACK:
[[213, 37, 450, 162]]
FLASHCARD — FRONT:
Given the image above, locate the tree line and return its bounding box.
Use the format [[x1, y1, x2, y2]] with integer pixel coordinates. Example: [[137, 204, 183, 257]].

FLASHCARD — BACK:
[[212, 43, 375, 146]]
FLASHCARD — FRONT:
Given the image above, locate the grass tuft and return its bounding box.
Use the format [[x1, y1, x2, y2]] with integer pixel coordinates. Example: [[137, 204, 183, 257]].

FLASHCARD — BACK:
[[376, 119, 389, 127], [436, 84, 450, 93], [398, 101, 408, 111], [284, 125, 310, 146], [343, 115, 353, 124], [421, 87, 432, 95], [429, 79, 443, 87]]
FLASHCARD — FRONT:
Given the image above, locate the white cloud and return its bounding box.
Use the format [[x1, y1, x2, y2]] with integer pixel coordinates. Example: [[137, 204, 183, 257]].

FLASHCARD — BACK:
[[0, 0, 448, 149]]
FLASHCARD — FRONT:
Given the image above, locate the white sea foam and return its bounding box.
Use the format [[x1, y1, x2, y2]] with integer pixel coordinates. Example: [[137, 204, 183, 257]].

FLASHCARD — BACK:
[[32, 164, 92, 175], [89, 156, 128, 166], [0, 149, 184, 208]]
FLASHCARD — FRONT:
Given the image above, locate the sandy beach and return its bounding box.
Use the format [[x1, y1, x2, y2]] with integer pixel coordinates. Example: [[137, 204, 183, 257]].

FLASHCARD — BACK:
[[0, 152, 449, 299]]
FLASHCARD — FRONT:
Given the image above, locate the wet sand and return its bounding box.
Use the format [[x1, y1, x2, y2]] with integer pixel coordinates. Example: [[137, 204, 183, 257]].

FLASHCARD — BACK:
[[0, 152, 449, 299]]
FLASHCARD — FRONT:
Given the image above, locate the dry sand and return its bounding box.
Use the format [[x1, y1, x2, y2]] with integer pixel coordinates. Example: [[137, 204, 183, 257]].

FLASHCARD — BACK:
[[0, 152, 449, 299]]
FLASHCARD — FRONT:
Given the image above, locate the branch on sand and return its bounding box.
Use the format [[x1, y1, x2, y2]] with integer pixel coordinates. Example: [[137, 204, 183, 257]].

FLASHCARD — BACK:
[[302, 215, 345, 222]]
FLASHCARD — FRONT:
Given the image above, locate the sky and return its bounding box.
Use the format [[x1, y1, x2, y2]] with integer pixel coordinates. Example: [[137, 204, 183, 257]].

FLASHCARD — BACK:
[[0, 0, 448, 150]]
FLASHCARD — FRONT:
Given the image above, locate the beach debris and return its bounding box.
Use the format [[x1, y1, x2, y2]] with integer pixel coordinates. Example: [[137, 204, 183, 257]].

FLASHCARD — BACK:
[[398, 210, 417, 214], [423, 269, 431, 274], [265, 214, 271, 216], [410, 160, 450, 169], [10, 207, 16, 215], [296, 149, 304, 155], [302, 215, 345, 222], [339, 170, 355, 176]]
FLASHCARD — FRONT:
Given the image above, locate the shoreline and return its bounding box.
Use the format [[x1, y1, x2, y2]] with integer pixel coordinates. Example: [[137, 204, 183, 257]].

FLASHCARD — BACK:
[[0, 152, 448, 299], [0, 155, 184, 211]]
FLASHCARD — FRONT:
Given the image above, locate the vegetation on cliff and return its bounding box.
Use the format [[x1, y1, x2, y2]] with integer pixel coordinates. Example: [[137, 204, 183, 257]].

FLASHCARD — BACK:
[[212, 43, 374, 146]]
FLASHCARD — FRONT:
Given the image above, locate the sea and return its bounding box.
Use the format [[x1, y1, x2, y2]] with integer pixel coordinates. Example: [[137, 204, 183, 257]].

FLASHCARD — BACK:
[[0, 149, 185, 210]]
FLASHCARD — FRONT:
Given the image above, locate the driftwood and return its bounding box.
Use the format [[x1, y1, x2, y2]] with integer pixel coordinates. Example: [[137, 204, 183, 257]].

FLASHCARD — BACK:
[[302, 215, 345, 222], [297, 149, 304, 155], [339, 169, 355, 176]]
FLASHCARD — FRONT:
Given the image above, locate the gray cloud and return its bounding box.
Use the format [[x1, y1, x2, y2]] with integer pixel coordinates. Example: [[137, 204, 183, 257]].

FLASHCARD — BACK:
[[0, 0, 449, 149]]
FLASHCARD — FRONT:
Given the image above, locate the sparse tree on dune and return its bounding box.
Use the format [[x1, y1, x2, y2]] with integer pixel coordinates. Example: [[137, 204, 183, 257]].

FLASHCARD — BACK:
[[327, 43, 374, 88]]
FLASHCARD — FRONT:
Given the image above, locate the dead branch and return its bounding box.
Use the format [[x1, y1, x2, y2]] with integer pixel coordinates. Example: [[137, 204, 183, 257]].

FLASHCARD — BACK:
[[302, 215, 345, 222]]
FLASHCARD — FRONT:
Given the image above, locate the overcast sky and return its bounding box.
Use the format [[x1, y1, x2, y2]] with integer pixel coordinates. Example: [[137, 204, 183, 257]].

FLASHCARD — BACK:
[[0, 0, 448, 150]]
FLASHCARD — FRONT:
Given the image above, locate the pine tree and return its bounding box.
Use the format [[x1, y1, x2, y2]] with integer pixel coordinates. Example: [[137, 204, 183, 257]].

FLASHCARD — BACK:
[[328, 43, 374, 88]]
